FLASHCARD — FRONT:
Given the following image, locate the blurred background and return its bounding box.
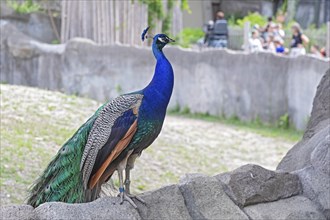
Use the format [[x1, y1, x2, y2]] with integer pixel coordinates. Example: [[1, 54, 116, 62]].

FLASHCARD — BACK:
[[0, 0, 329, 205], [0, 0, 329, 53]]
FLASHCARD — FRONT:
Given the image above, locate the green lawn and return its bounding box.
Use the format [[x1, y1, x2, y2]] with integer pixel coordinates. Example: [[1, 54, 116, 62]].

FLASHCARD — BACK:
[[169, 112, 303, 142]]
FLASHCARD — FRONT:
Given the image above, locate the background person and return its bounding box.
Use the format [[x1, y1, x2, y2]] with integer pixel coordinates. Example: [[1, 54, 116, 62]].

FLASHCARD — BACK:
[[206, 11, 229, 48], [290, 23, 309, 57], [249, 30, 263, 52]]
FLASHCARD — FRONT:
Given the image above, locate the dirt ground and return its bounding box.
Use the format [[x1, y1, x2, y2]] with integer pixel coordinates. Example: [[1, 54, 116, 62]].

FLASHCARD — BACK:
[[0, 85, 295, 205]]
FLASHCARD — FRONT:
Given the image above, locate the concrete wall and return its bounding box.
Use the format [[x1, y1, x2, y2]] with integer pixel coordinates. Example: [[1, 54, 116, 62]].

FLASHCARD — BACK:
[[0, 6, 61, 44], [1, 23, 329, 130]]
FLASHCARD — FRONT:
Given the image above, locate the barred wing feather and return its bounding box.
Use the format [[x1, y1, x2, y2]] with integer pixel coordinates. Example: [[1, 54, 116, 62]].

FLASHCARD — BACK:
[[80, 94, 143, 189]]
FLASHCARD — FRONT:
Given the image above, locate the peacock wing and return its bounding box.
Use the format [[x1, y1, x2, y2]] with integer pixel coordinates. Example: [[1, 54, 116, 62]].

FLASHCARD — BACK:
[[80, 94, 143, 189]]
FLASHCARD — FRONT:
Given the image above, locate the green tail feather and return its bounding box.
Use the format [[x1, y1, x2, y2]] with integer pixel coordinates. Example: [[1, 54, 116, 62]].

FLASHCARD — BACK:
[[27, 105, 105, 207]]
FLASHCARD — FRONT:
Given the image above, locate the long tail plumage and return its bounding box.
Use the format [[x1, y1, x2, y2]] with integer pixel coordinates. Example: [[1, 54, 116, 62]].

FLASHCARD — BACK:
[[27, 106, 104, 207]]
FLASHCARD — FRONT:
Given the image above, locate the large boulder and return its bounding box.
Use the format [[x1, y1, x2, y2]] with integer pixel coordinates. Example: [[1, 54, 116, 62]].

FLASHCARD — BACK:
[[244, 196, 326, 220], [277, 69, 330, 218], [179, 174, 249, 220], [135, 184, 191, 220], [215, 164, 301, 207], [0, 205, 35, 220], [34, 197, 141, 220], [278, 69, 330, 172]]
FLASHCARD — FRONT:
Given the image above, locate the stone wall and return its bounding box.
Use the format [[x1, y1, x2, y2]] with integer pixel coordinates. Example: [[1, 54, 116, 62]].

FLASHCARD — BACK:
[[1, 23, 329, 130], [0, 3, 60, 44]]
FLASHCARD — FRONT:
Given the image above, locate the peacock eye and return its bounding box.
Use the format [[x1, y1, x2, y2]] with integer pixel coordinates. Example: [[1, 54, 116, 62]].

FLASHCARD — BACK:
[[158, 37, 165, 43]]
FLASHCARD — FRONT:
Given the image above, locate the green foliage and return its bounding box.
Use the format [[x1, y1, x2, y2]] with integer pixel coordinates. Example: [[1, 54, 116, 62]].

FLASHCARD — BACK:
[[227, 14, 239, 26], [277, 113, 290, 129], [281, 0, 288, 13], [161, 0, 174, 35], [231, 12, 268, 28], [228, 115, 240, 123], [51, 39, 60, 45], [181, 106, 191, 114], [254, 115, 263, 126], [139, 0, 190, 34], [115, 84, 123, 94], [180, 0, 191, 13], [139, 0, 164, 31], [175, 27, 204, 48], [7, 0, 40, 14], [237, 12, 267, 27], [168, 103, 180, 113]]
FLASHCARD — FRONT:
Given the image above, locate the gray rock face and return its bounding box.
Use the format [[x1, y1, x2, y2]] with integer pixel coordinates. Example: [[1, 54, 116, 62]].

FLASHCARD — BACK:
[[310, 131, 330, 176], [135, 184, 191, 220], [278, 70, 330, 172], [244, 196, 326, 220], [1, 11, 60, 44], [35, 197, 141, 220], [278, 70, 330, 219], [305, 69, 330, 140], [0, 205, 35, 220], [179, 174, 249, 220], [295, 164, 330, 219], [215, 164, 301, 207]]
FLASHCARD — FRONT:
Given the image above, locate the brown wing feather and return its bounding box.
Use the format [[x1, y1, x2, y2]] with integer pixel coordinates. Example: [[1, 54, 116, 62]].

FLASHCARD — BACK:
[[88, 119, 138, 189]]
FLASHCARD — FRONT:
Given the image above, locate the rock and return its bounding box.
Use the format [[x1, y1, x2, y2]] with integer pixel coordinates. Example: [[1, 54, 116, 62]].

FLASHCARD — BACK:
[[215, 164, 301, 207], [278, 70, 330, 172], [310, 131, 330, 176], [179, 174, 249, 220], [0, 205, 35, 220], [0, 1, 14, 17], [135, 184, 191, 220], [304, 69, 330, 140], [244, 196, 326, 220], [1, 12, 61, 44], [277, 70, 330, 218], [295, 165, 330, 219], [179, 173, 207, 182], [34, 197, 141, 220]]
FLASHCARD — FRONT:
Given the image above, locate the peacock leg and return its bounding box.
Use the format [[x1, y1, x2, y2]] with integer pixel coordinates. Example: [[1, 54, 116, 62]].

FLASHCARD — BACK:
[[124, 153, 139, 194], [117, 150, 138, 208], [124, 154, 146, 204]]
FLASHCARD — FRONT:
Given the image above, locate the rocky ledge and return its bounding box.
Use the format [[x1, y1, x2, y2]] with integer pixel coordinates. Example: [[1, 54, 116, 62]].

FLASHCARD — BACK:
[[1, 70, 329, 219]]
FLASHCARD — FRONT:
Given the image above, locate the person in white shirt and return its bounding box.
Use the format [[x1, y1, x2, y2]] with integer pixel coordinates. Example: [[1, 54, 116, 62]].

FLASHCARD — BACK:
[[249, 30, 263, 52]]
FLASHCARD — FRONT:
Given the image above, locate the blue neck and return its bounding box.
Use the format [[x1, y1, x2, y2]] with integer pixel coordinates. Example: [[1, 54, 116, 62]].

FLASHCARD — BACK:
[[142, 41, 174, 117]]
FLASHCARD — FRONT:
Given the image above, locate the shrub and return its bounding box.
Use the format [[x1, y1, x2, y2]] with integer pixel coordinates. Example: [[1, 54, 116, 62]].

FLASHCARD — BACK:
[[175, 28, 204, 48], [7, 0, 40, 14], [277, 113, 290, 129], [233, 12, 268, 28]]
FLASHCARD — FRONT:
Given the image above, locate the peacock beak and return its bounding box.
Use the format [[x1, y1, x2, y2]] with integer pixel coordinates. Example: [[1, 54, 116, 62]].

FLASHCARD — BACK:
[[168, 38, 175, 43]]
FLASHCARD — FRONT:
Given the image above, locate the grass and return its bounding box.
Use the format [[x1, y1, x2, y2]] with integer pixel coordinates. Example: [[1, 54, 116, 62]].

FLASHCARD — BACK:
[[0, 84, 299, 205], [168, 111, 303, 142], [0, 84, 100, 205]]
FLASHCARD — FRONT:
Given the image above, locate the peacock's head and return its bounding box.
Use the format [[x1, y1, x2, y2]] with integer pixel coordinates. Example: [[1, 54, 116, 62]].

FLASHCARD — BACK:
[[153, 34, 175, 50], [141, 27, 175, 50]]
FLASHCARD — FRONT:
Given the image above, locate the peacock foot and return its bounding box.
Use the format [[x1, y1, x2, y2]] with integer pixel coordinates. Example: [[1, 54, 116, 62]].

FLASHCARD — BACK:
[[118, 188, 146, 208]]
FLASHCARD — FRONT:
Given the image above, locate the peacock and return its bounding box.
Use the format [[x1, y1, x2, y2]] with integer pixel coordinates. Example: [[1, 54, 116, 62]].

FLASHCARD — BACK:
[[27, 27, 175, 208]]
